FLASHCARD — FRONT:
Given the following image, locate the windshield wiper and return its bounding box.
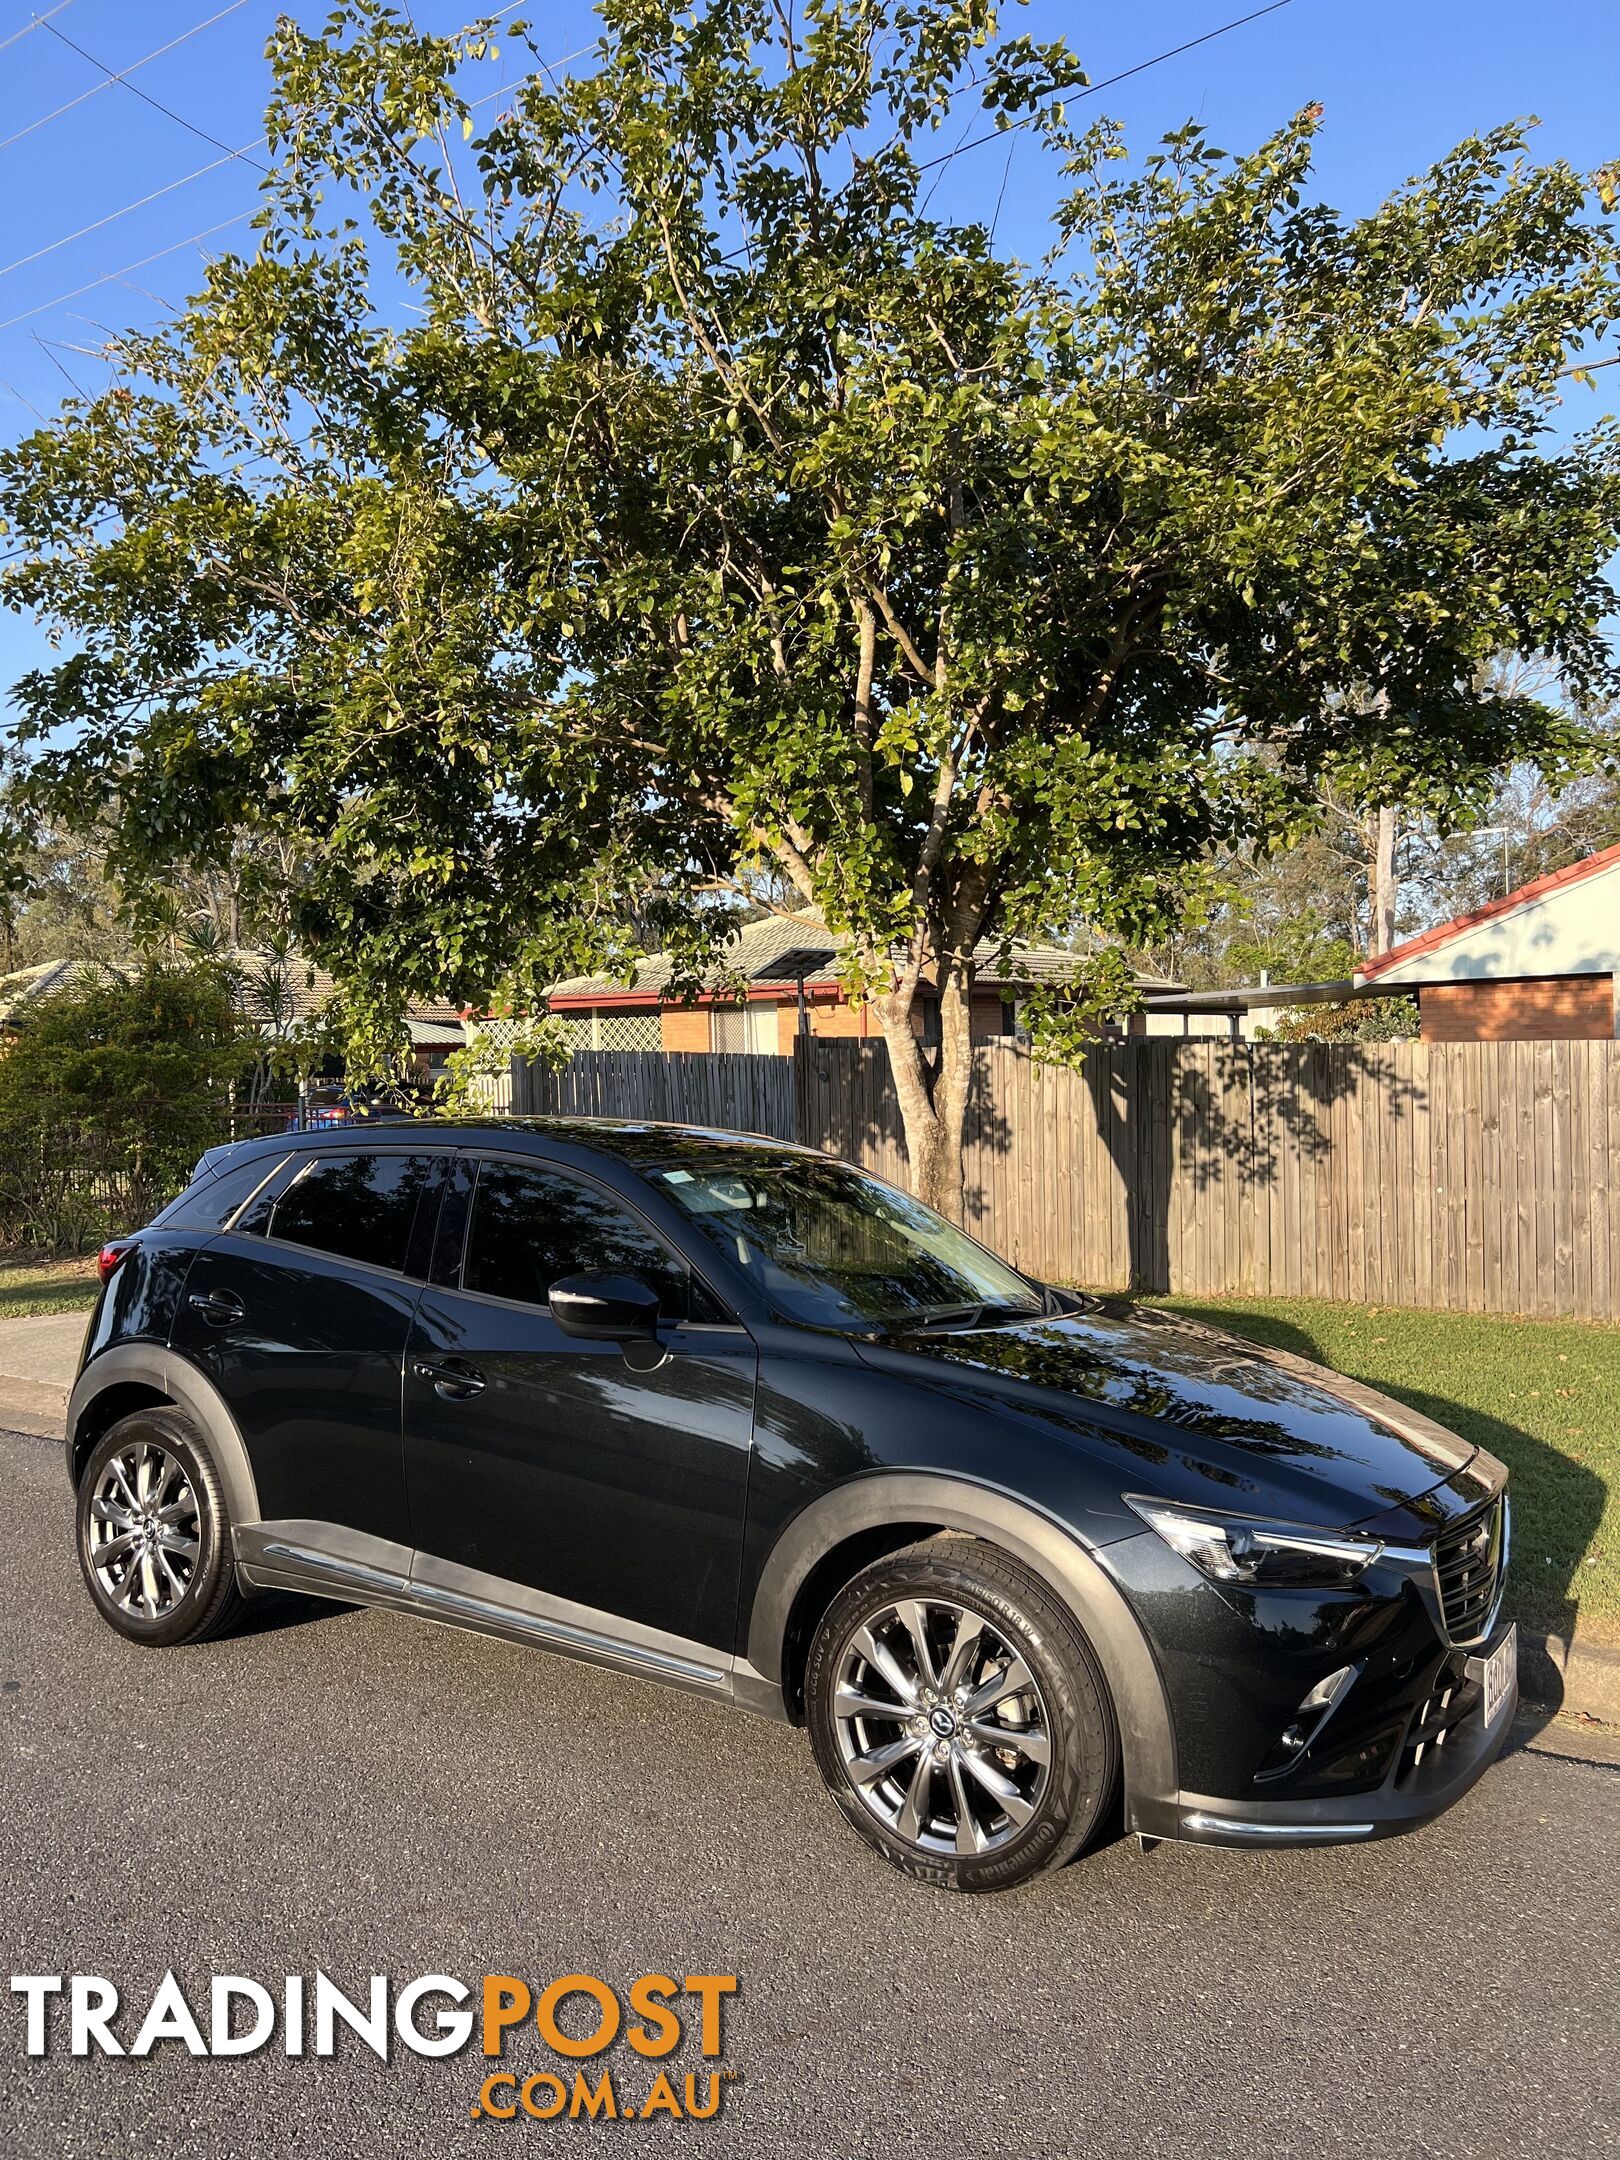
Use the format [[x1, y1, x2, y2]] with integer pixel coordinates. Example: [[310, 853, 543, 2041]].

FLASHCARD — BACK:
[[908, 1303, 986, 1330], [903, 1300, 1042, 1333]]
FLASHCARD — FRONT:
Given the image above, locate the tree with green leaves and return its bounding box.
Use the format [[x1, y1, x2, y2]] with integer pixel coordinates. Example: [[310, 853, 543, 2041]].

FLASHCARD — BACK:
[[0, 961, 248, 1144], [3, 1, 1618, 1214], [0, 960, 254, 1246]]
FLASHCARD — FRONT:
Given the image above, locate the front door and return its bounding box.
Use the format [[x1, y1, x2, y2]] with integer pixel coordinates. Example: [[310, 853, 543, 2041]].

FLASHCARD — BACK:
[[402, 1154, 756, 1657], [171, 1146, 445, 1550]]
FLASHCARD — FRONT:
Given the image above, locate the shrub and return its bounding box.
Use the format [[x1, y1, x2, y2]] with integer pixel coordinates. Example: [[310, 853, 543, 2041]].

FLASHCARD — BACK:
[[0, 961, 255, 1248]]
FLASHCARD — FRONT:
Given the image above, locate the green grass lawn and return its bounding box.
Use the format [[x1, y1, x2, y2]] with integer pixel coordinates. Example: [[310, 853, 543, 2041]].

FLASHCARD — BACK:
[[0, 1254, 99, 1319], [1158, 1296, 1619, 1648]]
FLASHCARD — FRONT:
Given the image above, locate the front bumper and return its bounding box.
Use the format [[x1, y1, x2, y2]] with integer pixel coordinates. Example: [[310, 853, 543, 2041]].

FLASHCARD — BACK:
[[1166, 1624, 1520, 1848], [1133, 1625, 1518, 1847], [1100, 1459, 1515, 1850]]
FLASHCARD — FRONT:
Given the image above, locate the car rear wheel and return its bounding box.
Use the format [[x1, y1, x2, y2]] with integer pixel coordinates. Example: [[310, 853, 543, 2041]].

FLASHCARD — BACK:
[[75, 1410, 245, 1646], [806, 1537, 1120, 1892]]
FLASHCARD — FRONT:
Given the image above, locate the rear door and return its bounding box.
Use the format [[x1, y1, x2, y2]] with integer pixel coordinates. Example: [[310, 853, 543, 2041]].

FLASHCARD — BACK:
[[402, 1152, 756, 1657], [170, 1146, 446, 1549]]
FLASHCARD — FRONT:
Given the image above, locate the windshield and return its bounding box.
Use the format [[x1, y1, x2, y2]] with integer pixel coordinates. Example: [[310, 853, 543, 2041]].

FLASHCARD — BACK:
[[647, 1153, 1044, 1333]]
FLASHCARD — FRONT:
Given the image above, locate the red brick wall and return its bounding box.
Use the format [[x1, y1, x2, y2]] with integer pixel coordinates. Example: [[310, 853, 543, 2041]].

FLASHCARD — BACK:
[[771, 989, 1010, 1048], [660, 1008, 710, 1053], [809, 997, 868, 1039], [769, 996, 865, 1049], [1419, 974, 1616, 1043]]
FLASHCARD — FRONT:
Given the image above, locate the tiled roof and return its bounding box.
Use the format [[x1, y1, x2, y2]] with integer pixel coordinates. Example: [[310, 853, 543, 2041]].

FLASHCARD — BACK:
[[1356, 841, 1620, 983], [0, 951, 465, 1035], [547, 910, 1175, 1002], [0, 959, 76, 1024]]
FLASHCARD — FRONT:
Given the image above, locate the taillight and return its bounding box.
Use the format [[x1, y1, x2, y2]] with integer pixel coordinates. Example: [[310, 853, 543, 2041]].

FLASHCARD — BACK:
[[96, 1242, 133, 1284]]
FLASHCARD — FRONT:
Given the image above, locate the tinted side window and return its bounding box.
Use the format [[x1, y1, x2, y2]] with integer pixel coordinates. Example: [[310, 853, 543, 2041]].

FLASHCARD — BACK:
[[464, 1161, 704, 1318], [149, 1153, 289, 1231], [268, 1152, 436, 1272]]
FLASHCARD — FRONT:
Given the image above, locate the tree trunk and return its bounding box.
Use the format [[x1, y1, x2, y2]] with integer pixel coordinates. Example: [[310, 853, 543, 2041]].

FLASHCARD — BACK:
[[875, 965, 976, 1223], [1370, 804, 1398, 956]]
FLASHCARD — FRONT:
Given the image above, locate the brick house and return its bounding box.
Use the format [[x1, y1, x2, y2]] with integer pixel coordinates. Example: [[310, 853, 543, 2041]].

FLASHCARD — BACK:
[[1353, 841, 1620, 1041], [545, 910, 1170, 1055]]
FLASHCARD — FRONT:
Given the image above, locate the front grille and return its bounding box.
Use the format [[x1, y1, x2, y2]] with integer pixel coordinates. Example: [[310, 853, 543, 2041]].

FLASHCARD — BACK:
[[1434, 1497, 1505, 1643]]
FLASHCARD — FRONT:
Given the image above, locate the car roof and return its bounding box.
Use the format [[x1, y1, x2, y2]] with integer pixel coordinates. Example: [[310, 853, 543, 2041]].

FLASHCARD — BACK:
[[211, 1115, 820, 1170]]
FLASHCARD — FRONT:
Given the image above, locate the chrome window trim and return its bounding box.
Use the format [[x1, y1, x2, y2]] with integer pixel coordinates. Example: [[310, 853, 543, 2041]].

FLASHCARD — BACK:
[[249, 1230, 411, 1282], [154, 1151, 293, 1235], [219, 1153, 294, 1230]]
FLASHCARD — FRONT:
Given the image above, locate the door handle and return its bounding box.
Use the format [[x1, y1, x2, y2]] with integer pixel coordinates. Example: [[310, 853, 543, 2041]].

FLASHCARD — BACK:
[[188, 1288, 245, 1327], [412, 1358, 486, 1400]]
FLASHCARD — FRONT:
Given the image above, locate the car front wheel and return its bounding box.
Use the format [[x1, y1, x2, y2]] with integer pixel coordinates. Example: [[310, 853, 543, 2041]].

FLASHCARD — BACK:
[[75, 1410, 245, 1647], [805, 1536, 1120, 1892]]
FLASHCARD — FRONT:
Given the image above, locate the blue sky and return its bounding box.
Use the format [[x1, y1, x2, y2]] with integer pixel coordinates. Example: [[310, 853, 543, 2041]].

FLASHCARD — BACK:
[[1, 0, 1617, 703]]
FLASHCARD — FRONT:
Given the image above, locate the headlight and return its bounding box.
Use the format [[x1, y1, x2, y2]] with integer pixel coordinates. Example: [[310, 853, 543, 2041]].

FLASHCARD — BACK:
[[1124, 1495, 1385, 1589]]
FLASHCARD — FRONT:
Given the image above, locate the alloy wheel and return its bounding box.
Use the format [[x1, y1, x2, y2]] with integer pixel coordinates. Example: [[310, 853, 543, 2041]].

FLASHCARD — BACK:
[[87, 1440, 202, 1621], [832, 1596, 1053, 1857]]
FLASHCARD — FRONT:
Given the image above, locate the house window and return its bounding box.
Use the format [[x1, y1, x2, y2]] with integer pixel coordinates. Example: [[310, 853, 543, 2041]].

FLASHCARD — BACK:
[[711, 1001, 777, 1054]]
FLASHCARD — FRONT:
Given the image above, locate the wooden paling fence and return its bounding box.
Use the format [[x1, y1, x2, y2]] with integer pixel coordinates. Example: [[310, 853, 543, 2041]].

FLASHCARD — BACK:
[[513, 1038, 1620, 1324], [509, 1048, 799, 1141]]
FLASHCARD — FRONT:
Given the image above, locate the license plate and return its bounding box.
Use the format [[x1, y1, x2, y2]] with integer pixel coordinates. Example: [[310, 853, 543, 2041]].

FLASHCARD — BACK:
[[1471, 1625, 1516, 1727]]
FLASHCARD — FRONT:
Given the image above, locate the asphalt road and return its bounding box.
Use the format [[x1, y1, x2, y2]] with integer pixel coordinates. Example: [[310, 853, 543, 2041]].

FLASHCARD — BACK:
[[1, 1425, 1617, 2160]]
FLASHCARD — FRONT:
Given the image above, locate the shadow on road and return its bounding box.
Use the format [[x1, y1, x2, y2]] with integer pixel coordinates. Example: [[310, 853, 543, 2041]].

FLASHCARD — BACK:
[[230, 1589, 350, 1637]]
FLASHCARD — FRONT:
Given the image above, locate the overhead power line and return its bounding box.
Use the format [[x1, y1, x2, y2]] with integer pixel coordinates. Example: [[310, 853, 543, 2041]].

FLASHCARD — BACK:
[[0, 213, 253, 336], [0, 4, 253, 158], [0, 7, 1303, 568], [0, 2, 75, 59], [38, 15, 269, 172], [0, 11, 557, 293], [914, 0, 1298, 175], [0, 6, 1289, 328], [0, 43, 595, 336], [0, 140, 267, 284]]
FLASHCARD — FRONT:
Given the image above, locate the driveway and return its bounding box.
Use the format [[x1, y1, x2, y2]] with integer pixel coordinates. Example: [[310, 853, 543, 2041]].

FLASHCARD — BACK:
[[1, 1424, 1616, 2158]]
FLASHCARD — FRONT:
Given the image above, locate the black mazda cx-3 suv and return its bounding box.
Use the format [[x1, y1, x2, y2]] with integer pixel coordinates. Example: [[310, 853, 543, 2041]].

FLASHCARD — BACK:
[[66, 1116, 1515, 1892]]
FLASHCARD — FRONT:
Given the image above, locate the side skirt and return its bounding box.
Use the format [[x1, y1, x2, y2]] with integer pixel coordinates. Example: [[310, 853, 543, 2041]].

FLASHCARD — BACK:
[[234, 1521, 736, 1704]]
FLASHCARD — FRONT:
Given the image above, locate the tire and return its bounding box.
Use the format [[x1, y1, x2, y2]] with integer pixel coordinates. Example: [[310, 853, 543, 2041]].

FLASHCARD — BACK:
[[75, 1408, 246, 1647], [805, 1536, 1120, 1893]]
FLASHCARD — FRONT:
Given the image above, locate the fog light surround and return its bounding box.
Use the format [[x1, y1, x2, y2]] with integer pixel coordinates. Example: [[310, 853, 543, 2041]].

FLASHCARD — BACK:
[[1254, 1662, 1361, 1783]]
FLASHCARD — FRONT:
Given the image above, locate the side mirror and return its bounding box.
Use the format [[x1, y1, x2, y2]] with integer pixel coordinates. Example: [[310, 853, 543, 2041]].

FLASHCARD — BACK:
[[549, 1270, 662, 1341]]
